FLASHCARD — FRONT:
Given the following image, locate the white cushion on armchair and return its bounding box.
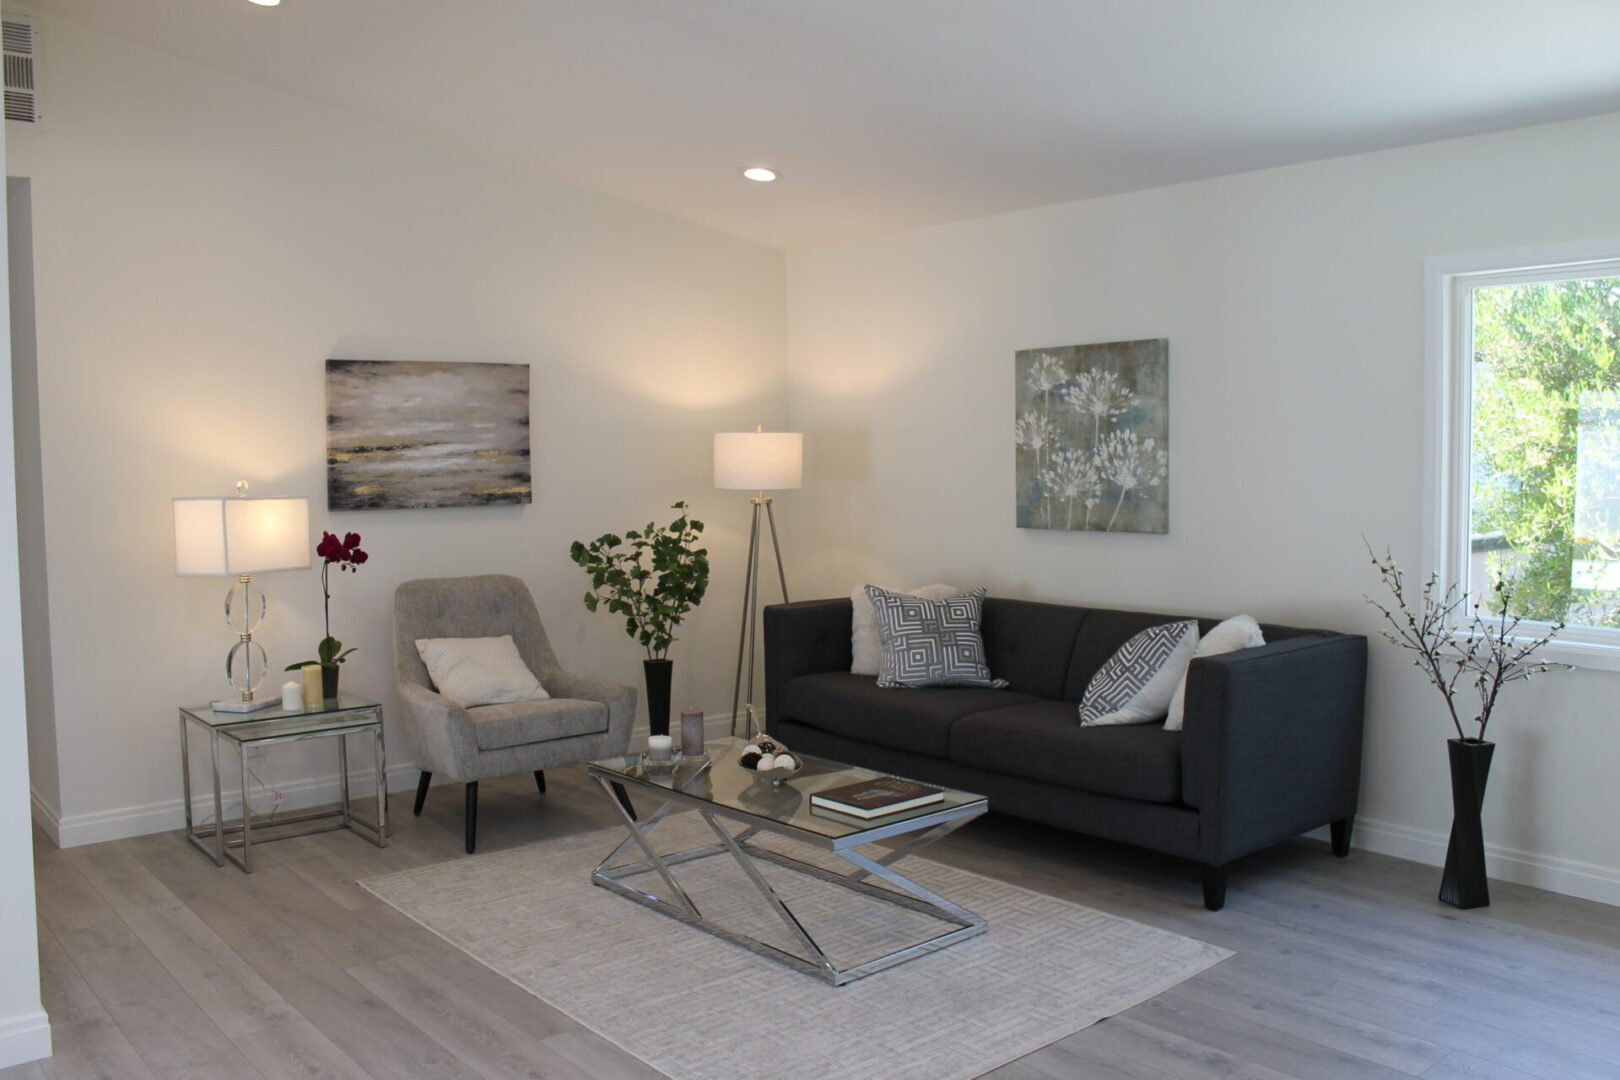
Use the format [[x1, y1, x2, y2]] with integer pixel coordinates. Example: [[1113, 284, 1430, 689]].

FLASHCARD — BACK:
[[414, 634, 550, 708]]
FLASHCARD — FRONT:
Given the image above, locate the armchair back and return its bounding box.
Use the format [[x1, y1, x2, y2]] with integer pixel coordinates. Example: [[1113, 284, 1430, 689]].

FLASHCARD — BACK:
[[394, 575, 563, 692]]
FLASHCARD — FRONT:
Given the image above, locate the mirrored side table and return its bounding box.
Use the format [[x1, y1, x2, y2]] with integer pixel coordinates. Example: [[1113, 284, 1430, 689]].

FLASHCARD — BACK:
[[179, 691, 388, 872]]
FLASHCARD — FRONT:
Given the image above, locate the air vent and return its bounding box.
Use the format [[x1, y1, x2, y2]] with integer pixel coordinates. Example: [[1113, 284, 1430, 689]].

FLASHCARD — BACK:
[[3, 16, 39, 127]]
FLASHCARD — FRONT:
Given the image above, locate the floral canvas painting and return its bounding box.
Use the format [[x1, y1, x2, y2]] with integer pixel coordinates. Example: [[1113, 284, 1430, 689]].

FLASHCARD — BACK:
[[326, 359, 532, 511], [1015, 339, 1168, 533]]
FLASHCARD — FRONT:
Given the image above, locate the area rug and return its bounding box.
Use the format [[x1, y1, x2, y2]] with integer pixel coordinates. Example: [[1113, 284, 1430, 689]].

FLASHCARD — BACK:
[[361, 817, 1229, 1080]]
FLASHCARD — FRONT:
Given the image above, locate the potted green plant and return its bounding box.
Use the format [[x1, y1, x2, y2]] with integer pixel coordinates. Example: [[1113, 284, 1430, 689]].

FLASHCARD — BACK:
[[286, 530, 369, 700], [1363, 544, 1565, 908], [570, 502, 709, 737]]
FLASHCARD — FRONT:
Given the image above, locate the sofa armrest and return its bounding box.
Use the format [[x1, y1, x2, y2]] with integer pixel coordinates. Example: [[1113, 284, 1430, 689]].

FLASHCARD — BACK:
[[1180, 633, 1367, 864], [764, 599, 855, 723], [396, 681, 478, 779], [547, 670, 637, 752]]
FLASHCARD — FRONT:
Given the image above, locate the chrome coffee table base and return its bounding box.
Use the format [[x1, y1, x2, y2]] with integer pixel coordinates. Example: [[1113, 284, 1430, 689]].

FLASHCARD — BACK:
[[589, 773, 987, 985]]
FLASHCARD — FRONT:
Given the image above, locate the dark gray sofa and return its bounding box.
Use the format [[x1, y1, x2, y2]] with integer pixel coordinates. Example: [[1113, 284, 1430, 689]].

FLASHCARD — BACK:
[[764, 597, 1368, 909]]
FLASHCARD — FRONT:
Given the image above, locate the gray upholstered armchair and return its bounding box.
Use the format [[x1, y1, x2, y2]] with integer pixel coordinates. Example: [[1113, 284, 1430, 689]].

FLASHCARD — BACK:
[[393, 574, 637, 853]]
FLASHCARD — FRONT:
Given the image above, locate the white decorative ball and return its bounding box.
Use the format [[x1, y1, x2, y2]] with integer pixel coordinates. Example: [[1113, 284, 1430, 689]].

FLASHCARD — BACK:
[[756, 753, 777, 771], [743, 744, 761, 757], [774, 754, 798, 771]]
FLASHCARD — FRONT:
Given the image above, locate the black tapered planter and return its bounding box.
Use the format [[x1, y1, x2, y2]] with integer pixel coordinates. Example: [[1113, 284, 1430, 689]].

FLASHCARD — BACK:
[[321, 664, 340, 701], [1439, 737, 1494, 909], [643, 658, 673, 738]]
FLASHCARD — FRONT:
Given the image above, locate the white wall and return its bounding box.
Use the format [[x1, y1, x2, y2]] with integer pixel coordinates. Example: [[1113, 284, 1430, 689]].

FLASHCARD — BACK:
[[9, 17, 787, 843], [0, 6, 50, 1065], [787, 111, 1620, 904], [9, 177, 55, 832]]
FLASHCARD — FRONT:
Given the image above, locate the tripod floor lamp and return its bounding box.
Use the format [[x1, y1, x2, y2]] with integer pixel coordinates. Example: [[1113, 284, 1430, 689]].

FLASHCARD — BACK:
[[714, 427, 803, 736]]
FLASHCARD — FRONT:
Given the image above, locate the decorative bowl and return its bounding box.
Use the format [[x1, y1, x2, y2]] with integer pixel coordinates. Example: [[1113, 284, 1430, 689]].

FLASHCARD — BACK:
[[737, 735, 801, 786]]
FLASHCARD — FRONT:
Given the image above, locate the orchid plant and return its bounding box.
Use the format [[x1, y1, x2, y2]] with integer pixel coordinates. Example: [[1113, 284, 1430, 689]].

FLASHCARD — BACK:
[[286, 531, 369, 671]]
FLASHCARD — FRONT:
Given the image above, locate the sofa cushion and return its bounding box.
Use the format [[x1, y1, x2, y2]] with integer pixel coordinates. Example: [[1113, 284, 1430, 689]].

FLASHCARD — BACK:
[[851, 583, 958, 675], [950, 700, 1184, 803], [780, 672, 1037, 758], [1063, 608, 1196, 701], [467, 698, 608, 751], [980, 598, 1088, 699], [1079, 619, 1198, 726], [867, 586, 1007, 689]]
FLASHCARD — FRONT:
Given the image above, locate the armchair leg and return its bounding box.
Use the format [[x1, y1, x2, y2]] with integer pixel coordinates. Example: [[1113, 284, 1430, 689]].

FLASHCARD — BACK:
[[610, 781, 637, 822], [1331, 816, 1354, 858], [534, 770, 546, 796], [465, 782, 479, 855], [413, 771, 432, 817], [1201, 864, 1228, 911]]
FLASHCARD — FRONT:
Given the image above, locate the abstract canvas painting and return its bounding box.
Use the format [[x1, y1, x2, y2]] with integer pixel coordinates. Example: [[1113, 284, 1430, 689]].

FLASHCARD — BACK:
[[1015, 339, 1168, 533], [326, 359, 531, 511]]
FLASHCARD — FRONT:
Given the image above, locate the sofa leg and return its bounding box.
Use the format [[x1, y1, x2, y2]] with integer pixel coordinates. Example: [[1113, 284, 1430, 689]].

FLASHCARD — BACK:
[[610, 781, 637, 822], [465, 782, 479, 855], [1201, 864, 1228, 911], [534, 770, 546, 796], [1331, 816, 1354, 858], [413, 771, 431, 817]]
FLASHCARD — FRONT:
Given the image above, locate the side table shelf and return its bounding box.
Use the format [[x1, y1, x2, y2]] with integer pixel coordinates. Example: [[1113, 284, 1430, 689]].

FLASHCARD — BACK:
[[179, 691, 389, 872]]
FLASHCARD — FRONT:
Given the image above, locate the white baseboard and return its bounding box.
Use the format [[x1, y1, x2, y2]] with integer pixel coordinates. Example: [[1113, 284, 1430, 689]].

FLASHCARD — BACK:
[[29, 788, 60, 848], [49, 712, 748, 849], [51, 763, 424, 849], [0, 1009, 51, 1068], [1334, 816, 1620, 908]]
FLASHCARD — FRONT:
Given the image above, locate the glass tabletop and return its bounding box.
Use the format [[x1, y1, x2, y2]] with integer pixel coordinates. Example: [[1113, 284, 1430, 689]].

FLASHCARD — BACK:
[[591, 737, 987, 841], [182, 691, 380, 730]]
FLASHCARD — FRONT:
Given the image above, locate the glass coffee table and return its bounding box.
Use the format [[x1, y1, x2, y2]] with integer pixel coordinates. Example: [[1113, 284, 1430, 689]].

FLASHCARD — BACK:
[[587, 738, 988, 985]]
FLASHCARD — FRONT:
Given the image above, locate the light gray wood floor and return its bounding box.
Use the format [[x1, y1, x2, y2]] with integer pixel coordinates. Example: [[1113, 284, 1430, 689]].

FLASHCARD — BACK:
[[8, 765, 1619, 1079]]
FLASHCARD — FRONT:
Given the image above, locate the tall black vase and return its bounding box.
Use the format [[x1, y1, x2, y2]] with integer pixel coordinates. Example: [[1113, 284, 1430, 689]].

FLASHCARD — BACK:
[[643, 659, 673, 738], [1439, 737, 1494, 909]]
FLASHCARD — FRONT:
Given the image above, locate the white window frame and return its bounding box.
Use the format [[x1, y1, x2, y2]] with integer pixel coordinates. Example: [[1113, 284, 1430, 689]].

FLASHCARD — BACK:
[[1425, 238, 1620, 672]]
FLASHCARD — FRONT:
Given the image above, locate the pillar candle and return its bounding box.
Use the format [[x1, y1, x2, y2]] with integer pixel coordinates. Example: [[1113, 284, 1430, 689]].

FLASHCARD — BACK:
[[300, 664, 323, 709], [281, 680, 304, 712], [680, 708, 704, 757], [647, 734, 673, 763]]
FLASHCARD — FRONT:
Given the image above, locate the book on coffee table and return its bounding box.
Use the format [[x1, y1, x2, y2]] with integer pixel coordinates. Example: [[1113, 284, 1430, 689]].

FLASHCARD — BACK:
[[809, 776, 945, 819]]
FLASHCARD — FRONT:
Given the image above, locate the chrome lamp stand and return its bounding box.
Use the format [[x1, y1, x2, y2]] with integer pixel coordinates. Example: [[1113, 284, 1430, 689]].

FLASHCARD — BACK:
[[730, 493, 788, 736]]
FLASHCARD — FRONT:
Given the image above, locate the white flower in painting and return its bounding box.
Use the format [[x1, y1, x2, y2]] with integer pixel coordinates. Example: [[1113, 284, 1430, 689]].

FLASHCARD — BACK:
[[1014, 411, 1058, 457], [1041, 447, 1102, 530], [1060, 369, 1136, 436], [1098, 430, 1167, 531], [1024, 353, 1069, 397]]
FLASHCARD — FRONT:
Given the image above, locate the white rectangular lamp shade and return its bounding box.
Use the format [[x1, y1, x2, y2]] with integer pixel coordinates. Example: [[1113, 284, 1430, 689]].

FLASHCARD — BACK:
[[713, 432, 803, 490], [174, 497, 311, 576]]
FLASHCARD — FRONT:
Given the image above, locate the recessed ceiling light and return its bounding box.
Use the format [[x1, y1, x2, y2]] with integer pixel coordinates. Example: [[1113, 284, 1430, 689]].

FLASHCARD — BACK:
[[741, 166, 778, 183], [248, 0, 281, 6]]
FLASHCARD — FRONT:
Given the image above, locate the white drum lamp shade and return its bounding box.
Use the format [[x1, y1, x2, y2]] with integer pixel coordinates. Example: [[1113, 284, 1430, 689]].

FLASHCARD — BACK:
[[174, 497, 311, 576], [713, 431, 803, 491]]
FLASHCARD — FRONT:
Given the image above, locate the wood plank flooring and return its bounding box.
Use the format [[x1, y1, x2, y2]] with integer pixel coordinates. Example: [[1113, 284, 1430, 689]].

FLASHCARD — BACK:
[[7, 766, 1619, 1079]]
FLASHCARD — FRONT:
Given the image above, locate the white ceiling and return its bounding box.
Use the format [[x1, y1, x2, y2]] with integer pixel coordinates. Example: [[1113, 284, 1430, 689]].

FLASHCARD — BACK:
[[24, 0, 1620, 249]]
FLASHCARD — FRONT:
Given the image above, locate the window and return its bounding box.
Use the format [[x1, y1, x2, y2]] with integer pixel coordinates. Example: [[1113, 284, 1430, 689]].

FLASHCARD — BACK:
[[1428, 241, 1620, 668]]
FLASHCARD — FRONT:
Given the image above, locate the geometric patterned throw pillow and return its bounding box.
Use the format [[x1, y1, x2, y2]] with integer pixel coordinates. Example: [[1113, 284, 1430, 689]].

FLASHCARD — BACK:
[[865, 585, 1009, 689], [1078, 620, 1199, 726]]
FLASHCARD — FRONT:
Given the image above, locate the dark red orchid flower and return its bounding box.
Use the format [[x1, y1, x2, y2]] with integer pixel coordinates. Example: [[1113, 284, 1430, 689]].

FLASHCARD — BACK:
[[317, 530, 367, 570]]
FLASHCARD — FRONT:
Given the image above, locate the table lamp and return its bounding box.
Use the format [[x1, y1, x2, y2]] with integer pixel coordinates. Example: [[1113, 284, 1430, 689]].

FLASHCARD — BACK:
[[174, 482, 311, 712], [714, 427, 803, 735]]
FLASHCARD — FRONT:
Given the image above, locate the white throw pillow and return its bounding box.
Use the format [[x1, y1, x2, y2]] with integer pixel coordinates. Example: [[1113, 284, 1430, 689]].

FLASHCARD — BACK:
[[850, 583, 958, 675], [414, 635, 550, 708], [1163, 615, 1265, 731], [1078, 620, 1199, 726]]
